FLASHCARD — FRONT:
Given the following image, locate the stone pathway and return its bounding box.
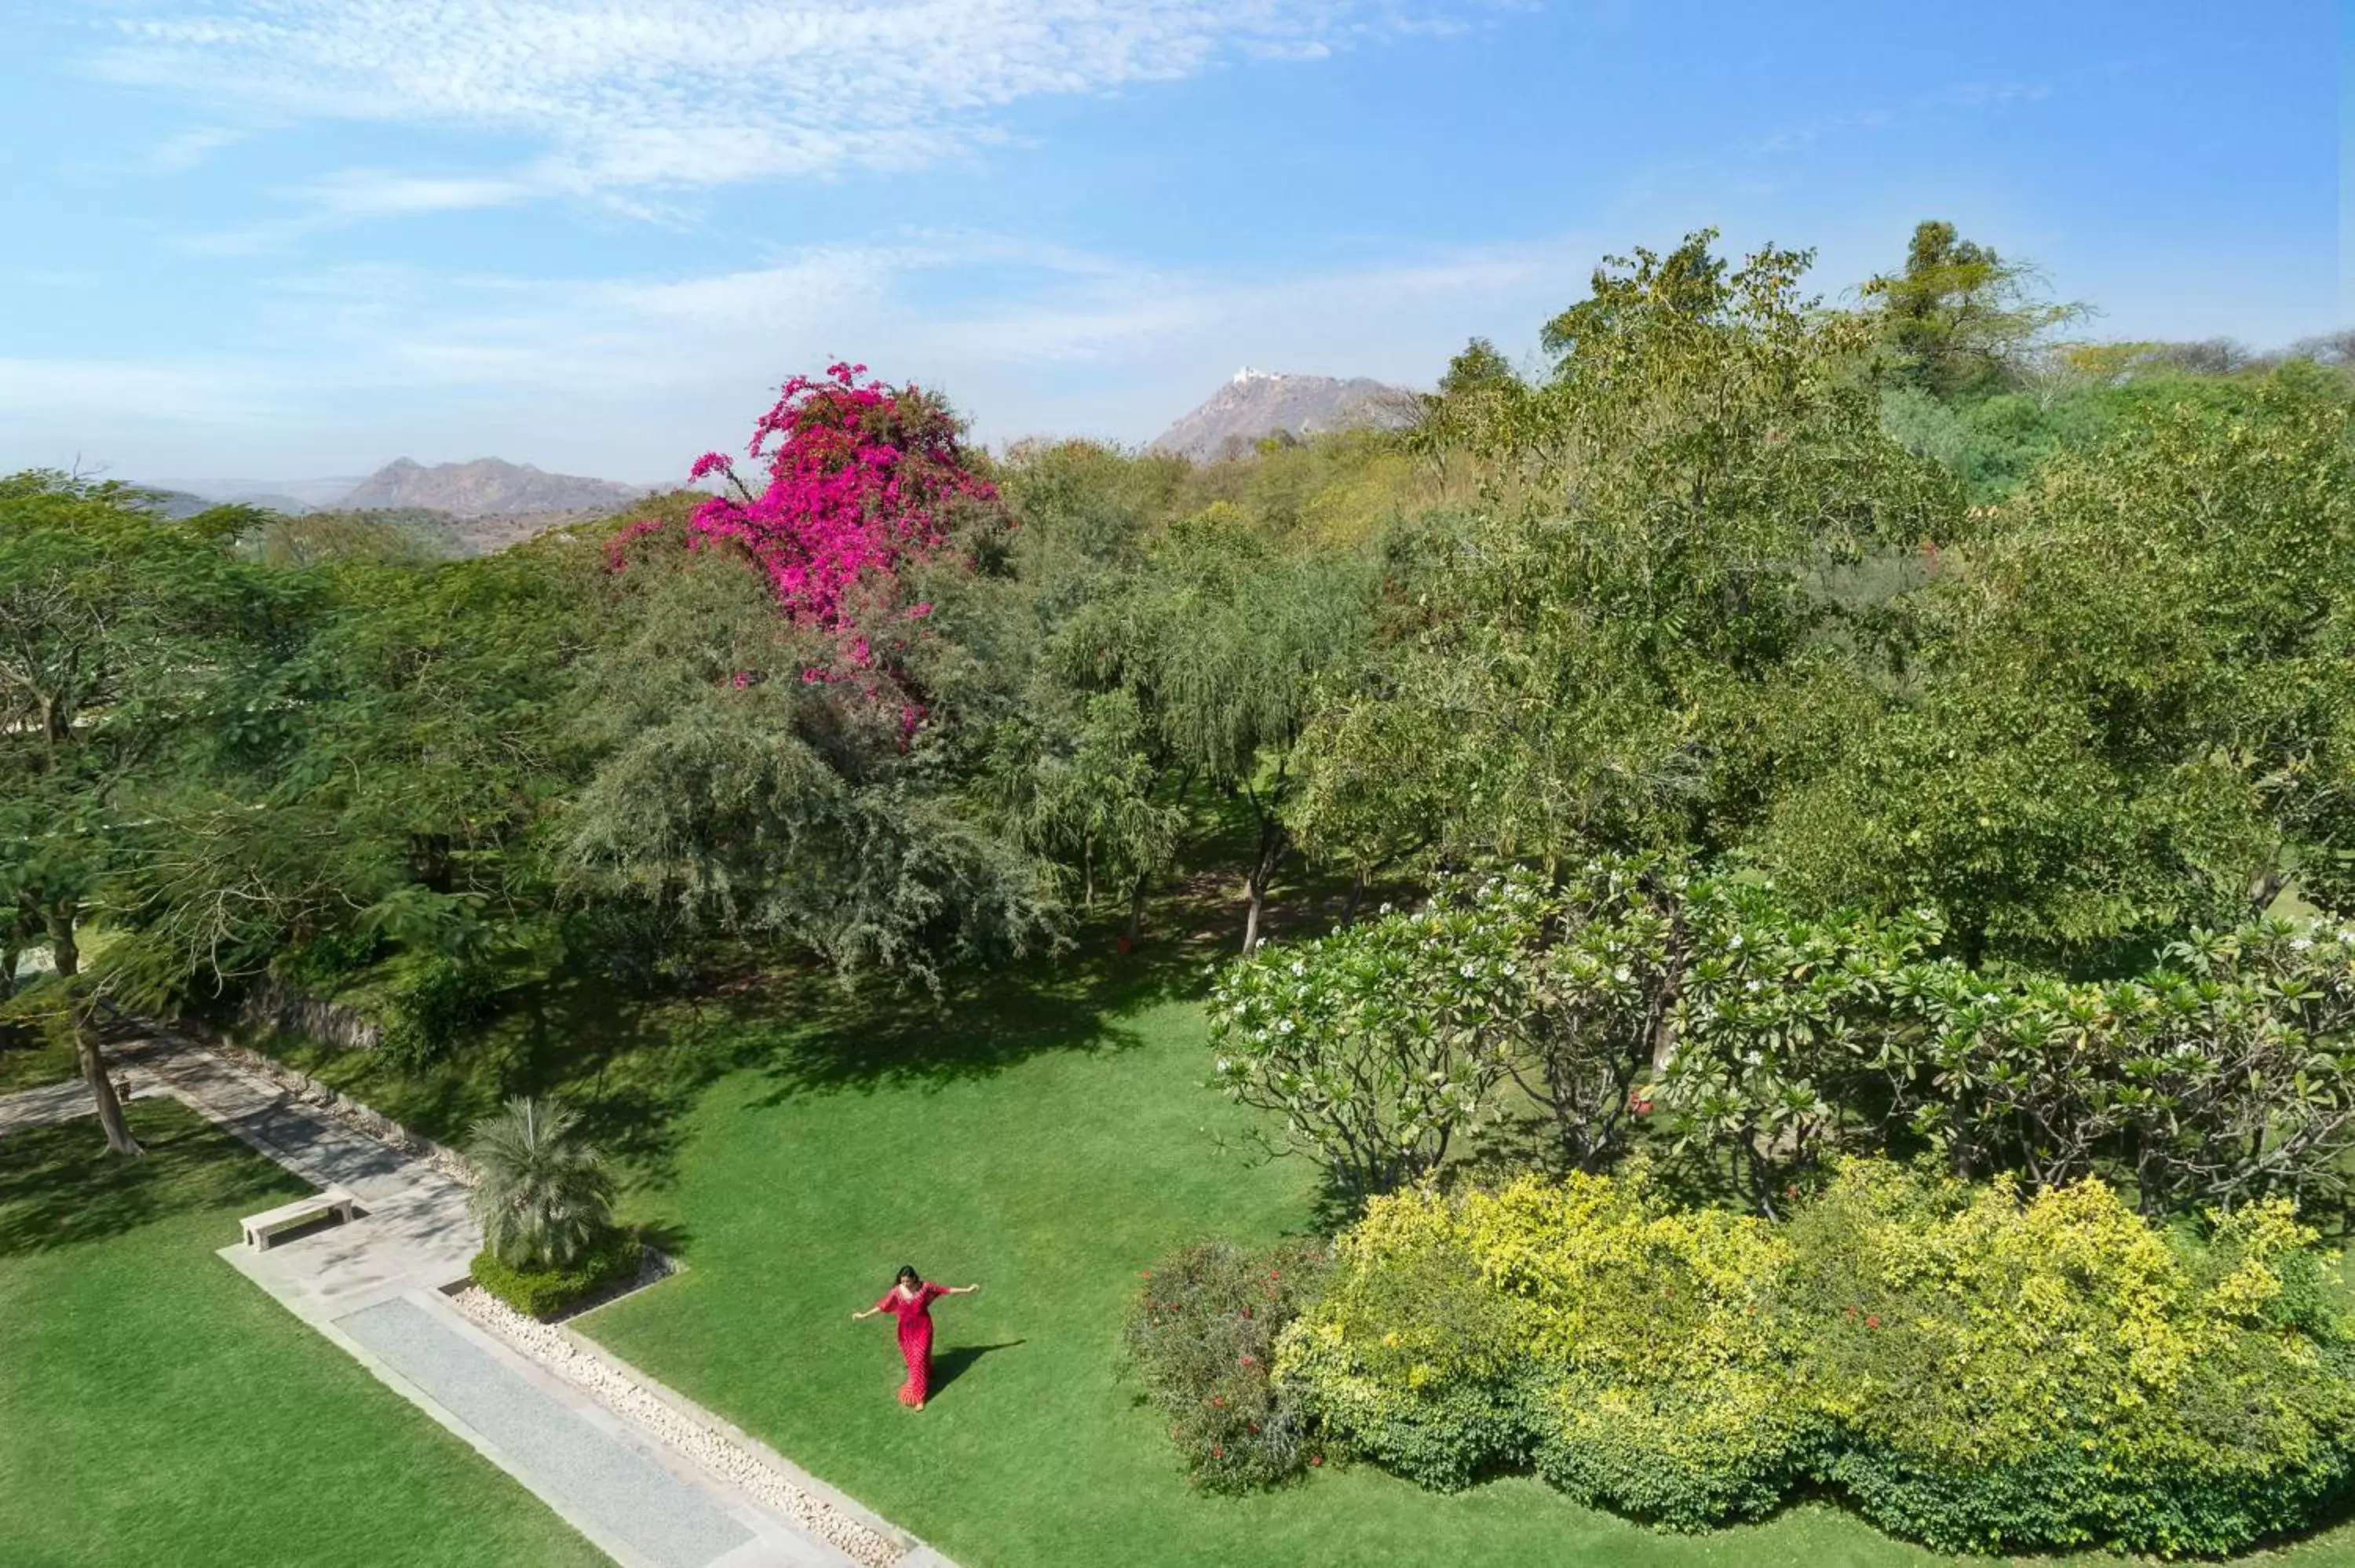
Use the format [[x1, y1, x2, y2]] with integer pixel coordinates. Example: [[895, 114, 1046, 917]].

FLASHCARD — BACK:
[[2, 1036, 953, 1568]]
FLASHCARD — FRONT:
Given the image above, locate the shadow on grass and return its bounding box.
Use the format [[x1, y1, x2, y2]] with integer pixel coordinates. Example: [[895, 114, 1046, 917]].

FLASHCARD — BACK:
[[0, 1098, 301, 1258], [931, 1339, 1027, 1398], [228, 801, 1383, 1207], [740, 954, 1181, 1110]]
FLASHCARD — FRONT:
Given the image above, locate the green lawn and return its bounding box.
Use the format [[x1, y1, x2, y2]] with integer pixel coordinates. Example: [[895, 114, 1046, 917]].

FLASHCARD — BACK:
[[0, 1024, 75, 1092], [0, 1096, 604, 1568], [246, 957, 2355, 1568]]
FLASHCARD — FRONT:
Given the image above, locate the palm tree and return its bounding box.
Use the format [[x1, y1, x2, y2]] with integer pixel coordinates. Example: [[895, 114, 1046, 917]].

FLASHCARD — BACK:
[[466, 1096, 615, 1268]]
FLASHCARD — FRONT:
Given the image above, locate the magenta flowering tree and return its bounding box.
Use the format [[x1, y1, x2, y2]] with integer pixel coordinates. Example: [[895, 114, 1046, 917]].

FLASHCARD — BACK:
[[664, 363, 1002, 660]]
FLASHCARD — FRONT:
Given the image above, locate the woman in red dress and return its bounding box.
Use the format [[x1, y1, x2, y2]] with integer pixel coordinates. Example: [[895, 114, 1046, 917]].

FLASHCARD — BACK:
[[853, 1266, 980, 1409]]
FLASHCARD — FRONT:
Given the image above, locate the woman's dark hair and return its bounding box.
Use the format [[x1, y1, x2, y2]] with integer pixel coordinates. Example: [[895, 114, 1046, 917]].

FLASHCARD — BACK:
[[896, 1265, 919, 1285]]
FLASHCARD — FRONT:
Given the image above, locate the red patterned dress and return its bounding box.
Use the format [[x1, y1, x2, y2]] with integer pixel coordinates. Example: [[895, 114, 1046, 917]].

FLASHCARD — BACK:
[[874, 1282, 947, 1406]]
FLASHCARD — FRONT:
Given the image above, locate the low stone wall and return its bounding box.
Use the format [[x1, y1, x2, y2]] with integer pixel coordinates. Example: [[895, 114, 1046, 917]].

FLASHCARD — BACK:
[[233, 979, 385, 1052], [155, 1018, 475, 1188]]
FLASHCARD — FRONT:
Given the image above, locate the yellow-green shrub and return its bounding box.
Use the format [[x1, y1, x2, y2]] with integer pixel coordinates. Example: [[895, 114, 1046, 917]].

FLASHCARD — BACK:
[[1788, 1162, 2355, 1555], [1280, 1161, 2355, 1554], [1276, 1168, 1811, 1525]]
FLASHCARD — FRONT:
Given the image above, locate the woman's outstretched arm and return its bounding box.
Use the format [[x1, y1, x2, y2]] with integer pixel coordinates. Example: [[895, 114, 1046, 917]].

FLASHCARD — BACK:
[[946, 1283, 981, 1295], [851, 1303, 884, 1320]]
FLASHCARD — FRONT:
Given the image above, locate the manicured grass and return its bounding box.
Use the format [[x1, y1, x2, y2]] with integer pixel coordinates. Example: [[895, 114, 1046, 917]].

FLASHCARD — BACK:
[[0, 1097, 605, 1568], [248, 957, 2355, 1568], [551, 986, 2355, 1568]]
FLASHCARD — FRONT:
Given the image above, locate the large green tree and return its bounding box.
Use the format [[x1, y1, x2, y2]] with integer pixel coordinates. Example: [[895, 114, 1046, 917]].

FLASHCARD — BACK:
[[561, 512, 1059, 985], [1862, 219, 2089, 397], [1754, 368, 2355, 965], [1062, 507, 1372, 950], [1297, 233, 1959, 873], [0, 472, 284, 1152]]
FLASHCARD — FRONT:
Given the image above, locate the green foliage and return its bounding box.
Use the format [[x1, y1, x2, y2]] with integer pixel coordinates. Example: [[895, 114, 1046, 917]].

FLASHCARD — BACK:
[[1862, 220, 2090, 397], [1762, 371, 2355, 964], [562, 512, 1061, 986], [378, 954, 498, 1071], [469, 1227, 641, 1319], [1300, 233, 1962, 872], [1789, 1162, 2355, 1555], [1121, 1238, 1331, 1491], [243, 508, 464, 566], [1284, 1161, 2355, 1553], [1278, 1169, 1808, 1526], [1063, 504, 1374, 947], [1208, 875, 1544, 1197], [465, 1096, 616, 1269], [1218, 855, 2355, 1217]]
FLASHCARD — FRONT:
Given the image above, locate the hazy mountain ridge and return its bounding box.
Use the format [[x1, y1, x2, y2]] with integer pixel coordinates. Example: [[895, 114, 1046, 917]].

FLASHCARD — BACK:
[[129, 487, 228, 520], [1150, 368, 1421, 461], [339, 457, 648, 516]]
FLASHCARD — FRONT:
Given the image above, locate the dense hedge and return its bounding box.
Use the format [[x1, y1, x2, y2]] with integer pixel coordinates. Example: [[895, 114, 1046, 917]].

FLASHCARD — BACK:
[[1789, 1165, 2355, 1555], [1122, 1238, 1331, 1491], [1269, 1161, 2355, 1555], [469, 1227, 642, 1319], [1278, 1169, 1807, 1526]]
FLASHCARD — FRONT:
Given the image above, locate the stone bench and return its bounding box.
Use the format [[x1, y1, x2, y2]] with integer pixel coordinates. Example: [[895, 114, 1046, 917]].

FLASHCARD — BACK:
[[240, 1187, 359, 1250]]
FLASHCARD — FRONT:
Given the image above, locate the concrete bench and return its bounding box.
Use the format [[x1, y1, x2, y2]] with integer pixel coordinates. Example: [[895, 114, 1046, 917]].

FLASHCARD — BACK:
[[240, 1187, 359, 1250]]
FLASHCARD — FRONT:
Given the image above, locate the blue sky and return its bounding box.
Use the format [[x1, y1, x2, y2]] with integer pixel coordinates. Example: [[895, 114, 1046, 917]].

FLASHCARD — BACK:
[[0, 0, 2337, 485]]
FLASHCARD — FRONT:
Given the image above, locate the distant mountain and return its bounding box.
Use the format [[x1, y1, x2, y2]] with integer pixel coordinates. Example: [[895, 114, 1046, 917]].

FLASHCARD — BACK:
[[287, 505, 609, 560], [1150, 368, 1422, 462], [338, 458, 648, 517], [149, 476, 365, 510], [127, 487, 224, 520]]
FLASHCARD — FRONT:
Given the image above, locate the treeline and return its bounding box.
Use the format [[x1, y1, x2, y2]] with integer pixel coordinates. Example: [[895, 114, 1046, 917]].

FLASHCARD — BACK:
[[4, 221, 2350, 1172]]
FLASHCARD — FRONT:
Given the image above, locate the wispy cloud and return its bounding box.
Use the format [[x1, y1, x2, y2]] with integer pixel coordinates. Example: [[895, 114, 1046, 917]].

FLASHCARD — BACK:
[[93, 0, 1460, 207], [144, 124, 246, 173], [1749, 78, 2051, 159], [295, 167, 545, 218], [0, 228, 1589, 474]]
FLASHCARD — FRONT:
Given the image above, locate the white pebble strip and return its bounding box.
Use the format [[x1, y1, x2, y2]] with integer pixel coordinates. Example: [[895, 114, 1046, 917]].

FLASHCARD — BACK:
[[451, 1285, 905, 1568]]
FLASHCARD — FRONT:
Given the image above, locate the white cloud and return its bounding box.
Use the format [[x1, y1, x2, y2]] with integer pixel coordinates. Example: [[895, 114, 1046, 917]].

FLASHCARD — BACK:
[[145, 124, 246, 173], [0, 229, 1590, 476], [93, 0, 1458, 202], [294, 167, 544, 218]]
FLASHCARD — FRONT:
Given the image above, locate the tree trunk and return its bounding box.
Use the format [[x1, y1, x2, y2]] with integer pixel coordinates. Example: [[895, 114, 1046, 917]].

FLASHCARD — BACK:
[[50, 909, 140, 1158], [75, 1008, 141, 1158], [1126, 871, 1150, 946], [2250, 865, 2290, 920], [1241, 822, 1288, 954]]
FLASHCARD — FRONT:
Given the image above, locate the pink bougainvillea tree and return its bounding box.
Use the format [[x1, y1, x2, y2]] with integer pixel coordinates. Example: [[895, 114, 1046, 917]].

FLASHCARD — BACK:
[[621, 363, 1001, 640], [606, 364, 1007, 735]]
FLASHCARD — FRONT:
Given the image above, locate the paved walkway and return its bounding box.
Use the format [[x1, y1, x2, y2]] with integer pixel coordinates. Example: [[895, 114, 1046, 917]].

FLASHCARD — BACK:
[[2, 1036, 947, 1568]]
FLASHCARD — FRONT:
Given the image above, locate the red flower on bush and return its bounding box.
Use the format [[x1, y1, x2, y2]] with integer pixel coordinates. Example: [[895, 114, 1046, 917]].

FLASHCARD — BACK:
[[1867, 1314, 1882, 1329]]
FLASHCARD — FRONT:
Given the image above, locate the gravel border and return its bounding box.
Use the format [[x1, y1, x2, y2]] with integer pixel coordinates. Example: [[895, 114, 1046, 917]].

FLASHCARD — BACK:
[[448, 1284, 907, 1568]]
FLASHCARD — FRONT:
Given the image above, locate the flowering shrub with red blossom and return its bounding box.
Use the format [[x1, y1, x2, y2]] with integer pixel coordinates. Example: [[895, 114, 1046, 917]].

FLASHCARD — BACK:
[[1121, 1238, 1331, 1492]]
